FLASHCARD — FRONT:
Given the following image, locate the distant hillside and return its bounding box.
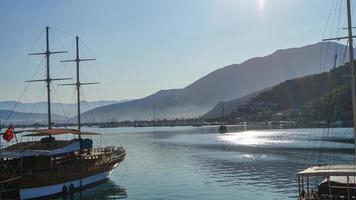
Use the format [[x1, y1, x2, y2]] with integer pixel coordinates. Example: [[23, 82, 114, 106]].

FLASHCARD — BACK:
[[203, 88, 271, 119], [82, 42, 346, 122], [0, 109, 66, 124], [0, 100, 122, 118], [224, 63, 352, 122]]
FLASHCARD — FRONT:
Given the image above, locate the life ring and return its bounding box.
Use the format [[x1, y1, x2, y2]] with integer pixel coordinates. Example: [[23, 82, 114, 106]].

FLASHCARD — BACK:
[[62, 185, 68, 194], [69, 184, 75, 193]]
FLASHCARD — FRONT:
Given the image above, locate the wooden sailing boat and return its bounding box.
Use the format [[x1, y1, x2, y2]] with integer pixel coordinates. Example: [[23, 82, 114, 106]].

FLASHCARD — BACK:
[[0, 27, 126, 199], [297, 1, 356, 199]]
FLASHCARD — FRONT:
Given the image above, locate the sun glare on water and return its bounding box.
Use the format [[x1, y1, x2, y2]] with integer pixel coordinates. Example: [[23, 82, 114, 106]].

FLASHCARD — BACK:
[[217, 130, 289, 146]]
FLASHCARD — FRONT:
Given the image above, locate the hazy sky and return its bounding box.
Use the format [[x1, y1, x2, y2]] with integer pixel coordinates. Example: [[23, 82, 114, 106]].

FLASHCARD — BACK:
[[0, 0, 348, 103]]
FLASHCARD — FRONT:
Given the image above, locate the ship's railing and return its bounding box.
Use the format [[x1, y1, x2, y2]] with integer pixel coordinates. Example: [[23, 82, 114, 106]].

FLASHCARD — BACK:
[[90, 146, 125, 162], [91, 146, 125, 155]]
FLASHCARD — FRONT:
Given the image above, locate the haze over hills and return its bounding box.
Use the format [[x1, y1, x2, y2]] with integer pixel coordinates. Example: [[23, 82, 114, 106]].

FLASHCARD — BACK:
[[0, 109, 66, 124], [80, 42, 348, 122], [0, 100, 123, 119]]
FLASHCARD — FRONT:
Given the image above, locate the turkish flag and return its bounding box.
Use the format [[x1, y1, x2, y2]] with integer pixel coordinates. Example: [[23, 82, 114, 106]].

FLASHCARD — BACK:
[[3, 125, 14, 142]]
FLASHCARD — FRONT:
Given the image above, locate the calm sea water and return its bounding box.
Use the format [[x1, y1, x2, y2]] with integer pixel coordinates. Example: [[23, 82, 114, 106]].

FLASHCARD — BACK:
[[53, 126, 354, 200]]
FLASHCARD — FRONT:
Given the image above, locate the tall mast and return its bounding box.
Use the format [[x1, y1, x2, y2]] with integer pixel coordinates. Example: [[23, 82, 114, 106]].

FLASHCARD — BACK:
[[61, 36, 97, 138], [76, 36, 81, 132], [45, 27, 51, 128], [28, 26, 68, 129], [346, 0, 356, 157]]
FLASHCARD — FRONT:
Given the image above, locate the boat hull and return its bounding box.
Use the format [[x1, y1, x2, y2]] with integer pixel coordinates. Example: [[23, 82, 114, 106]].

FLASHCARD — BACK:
[[19, 170, 112, 200]]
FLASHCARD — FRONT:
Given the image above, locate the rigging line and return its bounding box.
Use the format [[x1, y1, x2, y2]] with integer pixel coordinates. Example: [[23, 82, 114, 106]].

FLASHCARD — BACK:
[[331, 0, 340, 37], [4, 74, 40, 123], [51, 27, 76, 37], [317, 42, 332, 161], [4, 82, 31, 124], [69, 86, 77, 120], [78, 39, 102, 86], [22, 86, 44, 126], [4, 55, 46, 122], [324, 0, 340, 43], [51, 31, 74, 74], [332, 1, 344, 67], [319, 2, 339, 78], [319, 39, 332, 74], [27, 30, 45, 53], [353, 0, 356, 21], [51, 30, 69, 54], [322, 0, 337, 39], [337, 0, 343, 37], [50, 82, 71, 123], [29, 56, 46, 82], [78, 38, 97, 59], [320, 1, 341, 72], [80, 88, 96, 124], [79, 40, 103, 93], [50, 32, 69, 71], [24, 30, 45, 80], [81, 88, 99, 124], [61, 37, 77, 76], [26, 89, 43, 125], [343, 40, 349, 65]]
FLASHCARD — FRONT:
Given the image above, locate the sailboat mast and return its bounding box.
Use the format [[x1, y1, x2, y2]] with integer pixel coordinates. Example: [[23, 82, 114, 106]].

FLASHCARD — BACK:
[[60, 36, 97, 138], [28, 26, 68, 130], [45, 27, 52, 129], [346, 0, 356, 156], [75, 37, 81, 133]]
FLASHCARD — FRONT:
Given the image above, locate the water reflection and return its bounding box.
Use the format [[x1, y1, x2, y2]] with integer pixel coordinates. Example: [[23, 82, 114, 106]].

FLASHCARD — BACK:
[[55, 180, 127, 200]]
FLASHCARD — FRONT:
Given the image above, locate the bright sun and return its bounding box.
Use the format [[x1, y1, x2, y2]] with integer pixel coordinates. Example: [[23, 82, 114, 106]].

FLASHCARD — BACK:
[[258, 0, 265, 11]]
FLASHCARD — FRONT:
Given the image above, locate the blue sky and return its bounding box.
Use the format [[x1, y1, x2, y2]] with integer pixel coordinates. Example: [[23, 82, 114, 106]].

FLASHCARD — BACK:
[[0, 0, 348, 102]]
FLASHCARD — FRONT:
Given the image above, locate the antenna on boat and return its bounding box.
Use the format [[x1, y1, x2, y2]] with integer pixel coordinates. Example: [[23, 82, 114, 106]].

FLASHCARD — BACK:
[[153, 104, 156, 127], [27, 26, 70, 130], [333, 54, 338, 69], [60, 36, 98, 138]]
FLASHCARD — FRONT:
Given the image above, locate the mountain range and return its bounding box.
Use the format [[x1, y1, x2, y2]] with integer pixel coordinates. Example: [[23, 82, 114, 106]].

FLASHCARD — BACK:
[[0, 100, 122, 118], [80, 42, 347, 122]]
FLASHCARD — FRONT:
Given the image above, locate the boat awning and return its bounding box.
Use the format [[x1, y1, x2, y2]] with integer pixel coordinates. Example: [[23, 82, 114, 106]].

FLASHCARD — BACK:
[[320, 176, 356, 184], [22, 128, 100, 137], [0, 150, 50, 158], [298, 165, 356, 177], [0, 141, 81, 158]]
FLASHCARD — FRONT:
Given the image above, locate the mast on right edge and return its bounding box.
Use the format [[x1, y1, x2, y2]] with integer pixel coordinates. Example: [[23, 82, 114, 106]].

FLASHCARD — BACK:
[[346, 0, 356, 159]]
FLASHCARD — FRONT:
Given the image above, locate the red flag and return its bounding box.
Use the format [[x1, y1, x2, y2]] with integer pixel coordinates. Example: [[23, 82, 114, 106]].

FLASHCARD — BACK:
[[3, 125, 14, 142]]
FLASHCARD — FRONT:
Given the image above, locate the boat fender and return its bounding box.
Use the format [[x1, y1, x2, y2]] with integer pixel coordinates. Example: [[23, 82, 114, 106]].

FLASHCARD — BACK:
[[62, 185, 68, 194], [69, 184, 75, 193]]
